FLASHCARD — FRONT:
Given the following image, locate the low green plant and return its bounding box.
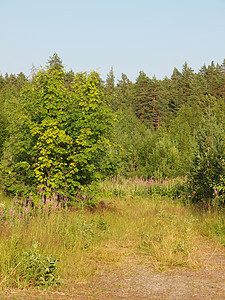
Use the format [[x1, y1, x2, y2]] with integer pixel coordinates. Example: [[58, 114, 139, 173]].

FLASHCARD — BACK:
[[15, 243, 60, 287]]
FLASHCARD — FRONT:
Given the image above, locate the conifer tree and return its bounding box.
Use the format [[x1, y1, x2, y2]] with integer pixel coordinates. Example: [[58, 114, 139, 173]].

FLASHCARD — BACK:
[[116, 73, 135, 108], [47, 52, 64, 70], [105, 66, 118, 110], [134, 71, 153, 125]]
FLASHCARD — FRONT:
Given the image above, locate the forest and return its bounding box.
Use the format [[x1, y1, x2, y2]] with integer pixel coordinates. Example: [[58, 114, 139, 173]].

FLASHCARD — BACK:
[[0, 53, 224, 206], [0, 54, 225, 291]]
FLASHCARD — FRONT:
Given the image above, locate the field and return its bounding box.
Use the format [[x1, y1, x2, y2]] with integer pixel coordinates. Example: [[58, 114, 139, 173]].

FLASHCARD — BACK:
[[0, 177, 225, 298]]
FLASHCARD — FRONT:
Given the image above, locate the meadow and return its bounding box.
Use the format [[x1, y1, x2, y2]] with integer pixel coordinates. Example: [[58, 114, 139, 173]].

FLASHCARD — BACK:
[[0, 176, 225, 290]]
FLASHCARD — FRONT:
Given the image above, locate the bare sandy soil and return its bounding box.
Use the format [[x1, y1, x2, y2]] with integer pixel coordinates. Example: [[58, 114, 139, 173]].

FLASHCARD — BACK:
[[1, 239, 225, 299]]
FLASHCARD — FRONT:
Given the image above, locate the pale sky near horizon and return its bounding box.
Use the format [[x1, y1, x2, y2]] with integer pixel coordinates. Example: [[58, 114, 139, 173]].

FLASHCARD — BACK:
[[1, 0, 225, 82]]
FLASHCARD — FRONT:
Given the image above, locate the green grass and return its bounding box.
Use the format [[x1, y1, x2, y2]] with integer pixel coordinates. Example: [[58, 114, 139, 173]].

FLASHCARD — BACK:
[[0, 178, 225, 288]]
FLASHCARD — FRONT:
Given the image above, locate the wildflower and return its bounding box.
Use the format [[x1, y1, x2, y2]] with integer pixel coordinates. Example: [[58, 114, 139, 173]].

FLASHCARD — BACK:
[[82, 194, 87, 200], [23, 207, 30, 213], [38, 187, 43, 193], [214, 189, 218, 195]]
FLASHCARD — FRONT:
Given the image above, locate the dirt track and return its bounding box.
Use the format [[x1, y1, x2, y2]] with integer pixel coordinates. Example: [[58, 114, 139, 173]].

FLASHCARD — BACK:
[[72, 241, 225, 299], [2, 239, 225, 299]]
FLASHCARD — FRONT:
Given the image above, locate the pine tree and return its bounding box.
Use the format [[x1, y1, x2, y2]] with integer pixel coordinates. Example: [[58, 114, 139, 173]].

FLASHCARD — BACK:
[[169, 67, 183, 115], [181, 62, 195, 104], [116, 73, 135, 108], [134, 71, 154, 126], [47, 52, 64, 71], [105, 66, 118, 110]]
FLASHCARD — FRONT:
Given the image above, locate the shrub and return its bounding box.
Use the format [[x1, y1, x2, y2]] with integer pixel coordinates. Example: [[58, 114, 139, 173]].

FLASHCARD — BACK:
[[16, 243, 60, 287], [189, 113, 225, 206]]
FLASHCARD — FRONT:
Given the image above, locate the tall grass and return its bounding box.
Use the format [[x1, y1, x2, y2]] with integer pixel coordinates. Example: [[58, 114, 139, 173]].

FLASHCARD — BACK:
[[100, 175, 185, 198], [0, 177, 225, 288]]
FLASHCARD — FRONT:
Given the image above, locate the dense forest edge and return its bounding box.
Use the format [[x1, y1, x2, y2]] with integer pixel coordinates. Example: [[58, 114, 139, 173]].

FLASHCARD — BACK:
[[0, 54, 225, 289], [0, 53, 224, 206]]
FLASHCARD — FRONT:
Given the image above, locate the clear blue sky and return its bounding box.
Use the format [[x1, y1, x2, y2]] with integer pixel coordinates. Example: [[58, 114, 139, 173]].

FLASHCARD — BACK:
[[1, 0, 225, 81]]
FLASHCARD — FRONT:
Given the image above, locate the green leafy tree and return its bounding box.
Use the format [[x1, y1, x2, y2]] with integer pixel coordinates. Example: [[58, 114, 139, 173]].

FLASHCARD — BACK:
[[0, 62, 113, 199], [150, 127, 182, 178], [110, 107, 154, 176]]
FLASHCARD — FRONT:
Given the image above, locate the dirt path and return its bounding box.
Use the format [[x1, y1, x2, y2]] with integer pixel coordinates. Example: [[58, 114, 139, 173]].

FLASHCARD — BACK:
[[71, 240, 225, 299], [1, 239, 225, 299]]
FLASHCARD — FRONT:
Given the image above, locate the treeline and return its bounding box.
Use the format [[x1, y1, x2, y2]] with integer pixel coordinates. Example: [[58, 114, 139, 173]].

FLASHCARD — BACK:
[[0, 54, 225, 204]]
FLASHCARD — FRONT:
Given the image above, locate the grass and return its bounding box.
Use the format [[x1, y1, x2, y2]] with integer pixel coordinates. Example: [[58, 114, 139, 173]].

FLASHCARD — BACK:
[[0, 177, 225, 289]]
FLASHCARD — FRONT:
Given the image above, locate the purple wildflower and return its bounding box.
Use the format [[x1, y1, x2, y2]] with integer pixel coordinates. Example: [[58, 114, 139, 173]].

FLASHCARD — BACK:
[[38, 187, 43, 193]]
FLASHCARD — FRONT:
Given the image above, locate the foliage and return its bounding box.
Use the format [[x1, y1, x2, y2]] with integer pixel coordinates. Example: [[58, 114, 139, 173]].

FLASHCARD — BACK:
[[1, 55, 225, 203], [17, 243, 60, 287], [0, 110, 7, 159], [189, 113, 225, 205], [109, 108, 154, 176], [0, 65, 114, 201]]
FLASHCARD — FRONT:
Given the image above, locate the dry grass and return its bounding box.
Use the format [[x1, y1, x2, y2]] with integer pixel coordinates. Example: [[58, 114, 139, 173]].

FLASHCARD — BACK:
[[0, 180, 224, 288]]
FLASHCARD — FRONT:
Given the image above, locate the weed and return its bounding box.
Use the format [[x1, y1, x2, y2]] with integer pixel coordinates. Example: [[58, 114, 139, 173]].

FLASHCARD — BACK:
[[19, 243, 60, 287], [3, 243, 60, 287]]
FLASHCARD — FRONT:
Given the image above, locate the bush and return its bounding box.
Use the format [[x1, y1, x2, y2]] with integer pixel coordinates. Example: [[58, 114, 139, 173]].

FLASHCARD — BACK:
[[189, 113, 225, 206], [16, 243, 60, 287]]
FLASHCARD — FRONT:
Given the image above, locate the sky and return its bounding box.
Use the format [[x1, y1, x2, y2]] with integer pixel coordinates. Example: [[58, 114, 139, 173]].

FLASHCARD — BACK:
[[1, 0, 225, 82]]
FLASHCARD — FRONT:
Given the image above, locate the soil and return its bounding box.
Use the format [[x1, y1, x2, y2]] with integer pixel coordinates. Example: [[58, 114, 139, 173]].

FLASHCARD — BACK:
[[1, 238, 225, 299]]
